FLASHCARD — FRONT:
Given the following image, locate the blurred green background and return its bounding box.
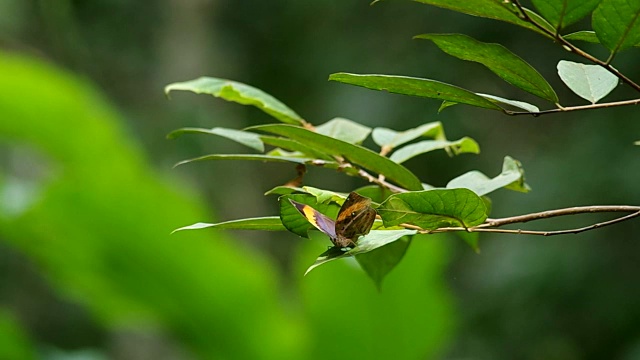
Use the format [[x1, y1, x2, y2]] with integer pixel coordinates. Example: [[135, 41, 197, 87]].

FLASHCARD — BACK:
[[1, 1, 639, 359]]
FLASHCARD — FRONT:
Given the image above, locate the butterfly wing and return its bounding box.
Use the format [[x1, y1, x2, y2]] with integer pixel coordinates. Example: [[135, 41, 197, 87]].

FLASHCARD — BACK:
[[289, 199, 337, 239], [334, 192, 377, 247]]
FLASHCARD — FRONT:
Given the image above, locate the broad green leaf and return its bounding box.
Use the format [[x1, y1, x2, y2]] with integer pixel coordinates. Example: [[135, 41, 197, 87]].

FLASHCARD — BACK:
[[389, 138, 480, 164], [174, 154, 338, 168], [315, 118, 371, 144], [304, 229, 417, 275], [250, 124, 424, 191], [280, 194, 341, 238], [532, 0, 601, 29], [165, 77, 304, 125], [260, 136, 334, 160], [378, 189, 487, 229], [477, 93, 540, 112], [329, 73, 503, 111], [557, 60, 618, 103], [447, 156, 531, 196], [375, 0, 553, 36], [372, 122, 444, 148], [356, 237, 411, 291], [416, 34, 558, 103], [593, 0, 640, 54], [172, 217, 286, 233], [167, 127, 264, 152]]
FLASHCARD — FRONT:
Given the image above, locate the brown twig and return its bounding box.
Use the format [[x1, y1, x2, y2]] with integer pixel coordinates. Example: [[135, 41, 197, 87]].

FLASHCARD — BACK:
[[402, 205, 640, 236], [506, 98, 640, 116]]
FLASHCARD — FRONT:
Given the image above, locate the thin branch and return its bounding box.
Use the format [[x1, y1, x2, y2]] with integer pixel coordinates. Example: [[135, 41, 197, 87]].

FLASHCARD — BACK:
[[357, 168, 407, 193], [506, 98, 640, 116], [402, 206, 640, 237]]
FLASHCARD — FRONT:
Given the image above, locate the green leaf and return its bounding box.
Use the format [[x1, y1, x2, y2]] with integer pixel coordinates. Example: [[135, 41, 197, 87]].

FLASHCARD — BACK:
[[557, 60, 618, 103], [264, 186, 304, 196], [260, 136, 334, 160], [330, 73, 503, 111], [172, 217, 286, 233], [447, 156, 531, 196], [564, 30, 640, 47], [315, 118, 371, 144], [279, 194, 341, 238], [372, 122, 444, 148], [389, 138, 480, 164], [593, 0, 640, 54], [356, 237, 411, 291], [635, 140, 640, 145], [564, 30, 602, 43], [167, 127, 264, 152], [302, 186, 346, 204], [416, 34, 558, 103], [174, 154, 338, 168], [378, 189, 487, 229], [379, 0, 553, 36], [304, 229, 417, 275], [477, 93, 540, 112], [165, 77, 304, 125], [249, 124, 424, 191], [456, 231, 480, 253], [532, 0, 601, 29]]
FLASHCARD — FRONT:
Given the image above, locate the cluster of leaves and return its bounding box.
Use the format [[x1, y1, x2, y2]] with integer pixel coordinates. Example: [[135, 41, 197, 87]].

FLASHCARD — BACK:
[[166, 77, 528, 287], [167, 0, 640, 287]]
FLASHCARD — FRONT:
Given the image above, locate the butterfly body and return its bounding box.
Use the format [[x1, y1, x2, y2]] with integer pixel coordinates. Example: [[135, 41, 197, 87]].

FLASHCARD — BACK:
[[289, 192, 376, 249]]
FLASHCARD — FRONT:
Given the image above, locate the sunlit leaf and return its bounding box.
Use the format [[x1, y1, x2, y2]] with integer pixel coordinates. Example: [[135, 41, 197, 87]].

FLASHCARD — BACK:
[[356, 237, 411, 290], [532, 0, 600, 29], [389, 138, 480, 164], [557, 60, 618, 103], [447, 156, 531, 196], [372, 122, 444, 148], [165, 77, 304, 125], [315, 118, 371, 144], [592, 0, 640, 54], [304, 229, 417, 275], [330, 73, 503, 111], [167, 127, 264, 152], [174, 154, 338, 168], [250, 124, 424, 190], [416, 34, 558, 102], [378, 189, 487, 229], [172, 217, 286, 234]]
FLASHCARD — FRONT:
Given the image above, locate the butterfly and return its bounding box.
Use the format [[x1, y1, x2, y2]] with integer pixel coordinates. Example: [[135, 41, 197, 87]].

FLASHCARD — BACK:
[[289, 192, 377, 249]]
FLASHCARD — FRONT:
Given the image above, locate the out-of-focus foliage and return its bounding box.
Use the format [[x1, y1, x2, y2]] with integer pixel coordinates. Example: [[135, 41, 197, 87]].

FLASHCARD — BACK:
[[0, 52, 453, 359]]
